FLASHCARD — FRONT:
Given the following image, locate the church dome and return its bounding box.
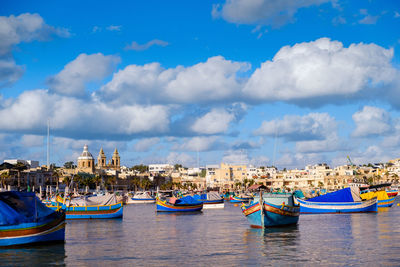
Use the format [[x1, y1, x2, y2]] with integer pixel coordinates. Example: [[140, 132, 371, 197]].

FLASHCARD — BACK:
[[78, 145, 94, 160]]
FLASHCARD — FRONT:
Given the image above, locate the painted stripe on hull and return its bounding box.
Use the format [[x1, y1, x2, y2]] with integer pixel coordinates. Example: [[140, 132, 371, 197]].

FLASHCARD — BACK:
[[0, 218, 65, 247], [378, 197, 396, 208], [296, 197, 378, 213], [242, 202, 299, 227], [156, 199, 203, 212], [202, 203, 225, 209], [47, 203, 123, 219]]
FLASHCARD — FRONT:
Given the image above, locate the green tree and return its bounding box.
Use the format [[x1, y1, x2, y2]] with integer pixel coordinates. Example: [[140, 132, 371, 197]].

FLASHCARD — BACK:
[[64, 161, 76, 169], [131, 164, 148, 173], [174, 164, 183, 170], [200, 169, 206, 177], [14, 162, 27, 190]]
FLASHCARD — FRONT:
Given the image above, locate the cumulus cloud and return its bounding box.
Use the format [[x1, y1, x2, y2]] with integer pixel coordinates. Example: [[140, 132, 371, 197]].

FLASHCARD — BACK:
[[243, 38, 398, 107], [98, 56, 250, 105], [106, 25, 122, 32], [254, 113, 337, 141], [212, 0, 332, 27], [0, 13, 69, 87], [47, 53, 120, 96], [221, 150, 249, 165], [352, 106, 392, 137], [296, 133, 346, 153], [21, 134, 44, 147], [125, 39, 169, 51], [172, 136, 220, 152], [191, 108, 235, 134], [166, 152, 195, 166], [0, 89, 170, 139], [133, 138, 160, 152]]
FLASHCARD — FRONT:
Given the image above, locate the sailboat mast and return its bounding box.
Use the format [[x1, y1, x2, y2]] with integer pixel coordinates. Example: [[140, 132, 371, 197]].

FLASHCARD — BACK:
[[47, 119, 50, 170]]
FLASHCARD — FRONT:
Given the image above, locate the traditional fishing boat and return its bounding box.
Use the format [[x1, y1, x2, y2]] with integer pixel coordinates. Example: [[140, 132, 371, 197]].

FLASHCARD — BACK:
[[126, 191, 156, 204], [295, 187, 378, 213], [47, 194, 123, 219], [156, 195, 203, 212], [230, 195, 253, 203], [360, 190, 396, 208], [0, 191, 65, 247], [193, 192, 224, 209], [241, 192, 299, 228]]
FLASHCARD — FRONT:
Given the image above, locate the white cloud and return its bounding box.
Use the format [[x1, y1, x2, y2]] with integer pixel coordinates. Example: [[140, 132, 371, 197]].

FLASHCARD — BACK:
[[166, 152, 195, 167], [275, 152, 324, 169], [133, 138, 160, 152], [47, 53, 120, 96], [106, 25, 122, 32], [352, 106, 392, 137], [221, 150, 249, 165], [296, 133, 344, 153], [21, 134, 43, 147], [0, 13, 69, 87], [191, 108, 235, 134], [359, 15, 379, 24], [212, 0, 332, 27], [0, 89, 170, 138], [172, 136, 220, 152], [243, 38, 397, 106], [254, 112, 337, 141], [125, 39, 169, 51], [99, 56, 249, 105], [395, 11, 400, 18]]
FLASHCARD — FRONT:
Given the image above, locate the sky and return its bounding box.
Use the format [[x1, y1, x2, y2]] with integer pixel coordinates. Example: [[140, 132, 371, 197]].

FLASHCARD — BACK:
[[0, 0, 400, 169]]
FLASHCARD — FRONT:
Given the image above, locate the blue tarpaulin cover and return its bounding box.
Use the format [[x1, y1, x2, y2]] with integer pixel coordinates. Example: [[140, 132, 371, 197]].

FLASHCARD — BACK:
[[175, 195, 202, 205], [308, 187, 357, 203], [0, 191, 54, 226], [294, 190, 305, 199]]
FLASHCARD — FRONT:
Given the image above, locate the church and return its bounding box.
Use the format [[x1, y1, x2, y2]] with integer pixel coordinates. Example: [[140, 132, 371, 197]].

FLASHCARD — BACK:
[[77, 145, 120, 174]]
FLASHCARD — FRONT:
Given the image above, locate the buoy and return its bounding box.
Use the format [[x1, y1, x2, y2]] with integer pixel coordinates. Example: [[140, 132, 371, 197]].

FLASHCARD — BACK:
[[397, 203, 400, 206], [234, 204, 238, 207]]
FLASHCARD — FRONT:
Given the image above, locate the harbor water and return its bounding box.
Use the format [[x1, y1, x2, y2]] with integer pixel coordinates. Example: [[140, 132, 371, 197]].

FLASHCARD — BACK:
[[2, 201, 400, 266]]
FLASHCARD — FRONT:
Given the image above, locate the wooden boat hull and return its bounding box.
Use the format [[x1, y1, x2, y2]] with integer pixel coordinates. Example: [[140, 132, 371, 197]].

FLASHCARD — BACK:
[[378, 197, 396, 208], [230, 196, 252, 203], [386, 190, 398, 198], [242, 201, 299, 228], [0, 213, 65, 247], [156, 198, 203, 212], [47, 202, 123, 219], [296, 197, 378, 213]]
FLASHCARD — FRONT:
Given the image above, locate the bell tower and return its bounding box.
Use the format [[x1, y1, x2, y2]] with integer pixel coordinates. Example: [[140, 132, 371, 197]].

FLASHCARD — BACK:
[[97, 147, 106, 168], [111, 148, 120, 170]]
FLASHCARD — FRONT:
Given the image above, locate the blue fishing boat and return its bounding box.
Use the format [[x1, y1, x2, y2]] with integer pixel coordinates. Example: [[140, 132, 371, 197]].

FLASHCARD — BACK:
[[230, 195, 253, 203], [193, 192, 224, 209], [47, 194, 123, 219], [295, 187, 378, 213], [241, 192, 299, 228], [156, 196, 203, 212], [0, 191, 65, 247]]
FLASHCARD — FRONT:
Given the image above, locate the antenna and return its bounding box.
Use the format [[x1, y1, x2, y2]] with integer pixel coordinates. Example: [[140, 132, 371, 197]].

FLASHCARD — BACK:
[[47, 119, 50, 170]]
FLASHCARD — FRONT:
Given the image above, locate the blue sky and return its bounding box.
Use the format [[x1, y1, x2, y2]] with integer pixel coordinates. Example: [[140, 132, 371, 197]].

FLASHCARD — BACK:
[[1, 0, 400, 169]]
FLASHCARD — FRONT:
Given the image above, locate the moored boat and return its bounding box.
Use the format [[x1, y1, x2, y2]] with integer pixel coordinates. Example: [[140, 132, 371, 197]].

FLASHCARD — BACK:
[[241, 192, 299, 228], [156, 196, 203, 212], [230, 195, 253, 203], [360, 190, 396, 208], [194, 192, 224, 209], [47, 194, 123, 219], [126, 191, 156, 204], [295, 187, 378, 213], [0, 191, 65, 247]]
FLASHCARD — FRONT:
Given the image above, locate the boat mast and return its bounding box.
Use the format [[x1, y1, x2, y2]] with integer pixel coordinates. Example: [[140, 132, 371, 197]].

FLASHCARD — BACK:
[[47, 119, 50, 170]]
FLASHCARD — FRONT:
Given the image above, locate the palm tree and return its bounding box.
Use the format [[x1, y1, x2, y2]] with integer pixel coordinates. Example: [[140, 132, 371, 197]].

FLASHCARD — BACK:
[[13, 162, 27, 190], [0, 172, 10, 189]]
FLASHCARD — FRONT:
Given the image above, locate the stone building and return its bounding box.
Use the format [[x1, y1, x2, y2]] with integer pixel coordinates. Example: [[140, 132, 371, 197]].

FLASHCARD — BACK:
[[77, 145, 95, 173]]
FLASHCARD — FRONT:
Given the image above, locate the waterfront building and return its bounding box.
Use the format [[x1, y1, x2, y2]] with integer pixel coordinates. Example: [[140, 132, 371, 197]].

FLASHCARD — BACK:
[[3, 159, 39, 169]]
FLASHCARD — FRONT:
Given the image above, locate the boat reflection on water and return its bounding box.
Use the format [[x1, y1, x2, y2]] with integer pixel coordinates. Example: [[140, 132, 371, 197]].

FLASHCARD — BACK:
[[155, 211, 203, 217], [243, 224, 300, 261], [0, 243, 65, 266]]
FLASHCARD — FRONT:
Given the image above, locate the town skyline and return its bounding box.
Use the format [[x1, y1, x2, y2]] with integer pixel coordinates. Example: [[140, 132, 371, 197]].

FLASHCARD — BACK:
[[1, 1, 400, 169]]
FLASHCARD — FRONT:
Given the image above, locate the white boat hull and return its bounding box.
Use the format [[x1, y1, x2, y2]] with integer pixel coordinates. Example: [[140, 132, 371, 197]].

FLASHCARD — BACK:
[[126, 198, 156, 204], [202, 202, 225, 209]]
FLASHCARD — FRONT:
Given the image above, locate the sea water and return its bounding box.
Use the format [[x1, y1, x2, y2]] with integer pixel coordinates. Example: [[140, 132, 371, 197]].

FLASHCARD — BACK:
[[1, 199, 400, 266]]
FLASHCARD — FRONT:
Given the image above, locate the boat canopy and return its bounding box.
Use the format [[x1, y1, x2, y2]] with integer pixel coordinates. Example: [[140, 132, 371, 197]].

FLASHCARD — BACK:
[[308, 187, 361, 203], [0, 191, 53, 226], [360, 190, 389, 201], [175, 196, 202, 205], [68, 194, 118, 206], [193, 192, 221, 201]]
